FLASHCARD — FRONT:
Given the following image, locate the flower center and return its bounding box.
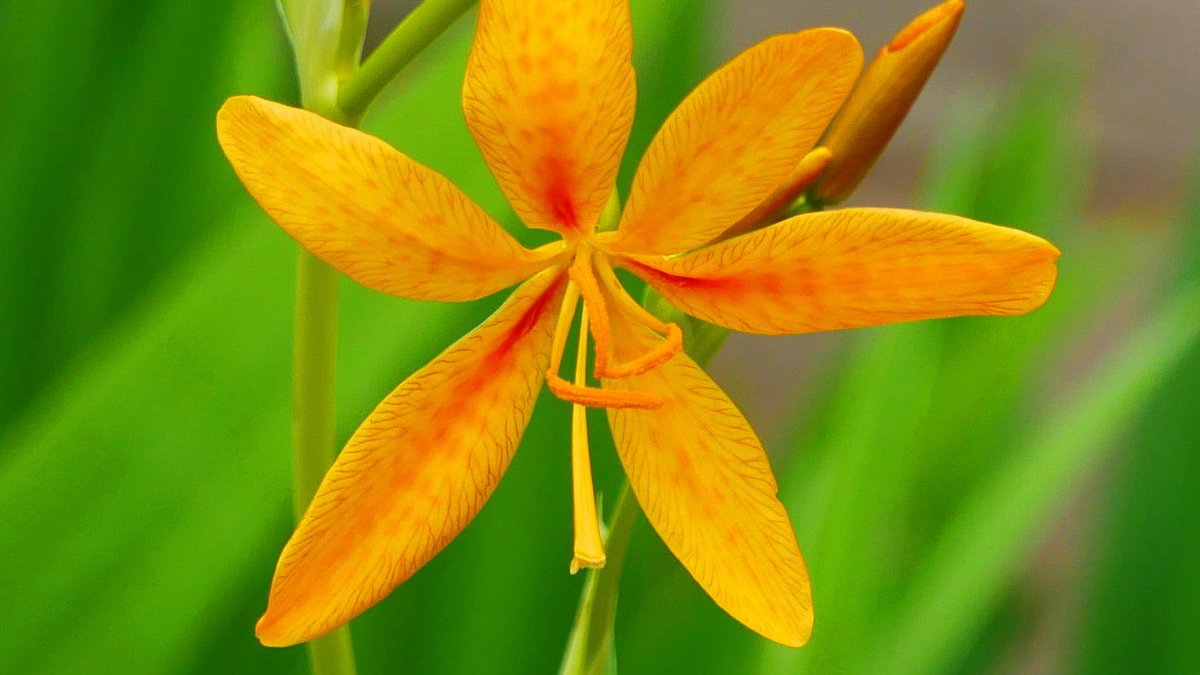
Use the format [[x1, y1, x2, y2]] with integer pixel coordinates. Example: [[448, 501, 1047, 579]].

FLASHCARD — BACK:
[[544, 242, 683, 410]]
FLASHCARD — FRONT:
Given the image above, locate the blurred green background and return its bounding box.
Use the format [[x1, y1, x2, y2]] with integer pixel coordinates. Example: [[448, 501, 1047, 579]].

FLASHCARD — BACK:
[[2, 1, 1197, 674]]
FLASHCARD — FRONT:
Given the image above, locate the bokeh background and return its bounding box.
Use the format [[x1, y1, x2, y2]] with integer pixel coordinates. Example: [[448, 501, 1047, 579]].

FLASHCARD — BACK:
[[2, 1, 1197, 674]]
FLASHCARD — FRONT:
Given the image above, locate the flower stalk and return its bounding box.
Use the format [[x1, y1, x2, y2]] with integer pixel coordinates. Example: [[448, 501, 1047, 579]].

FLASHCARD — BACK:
[[291, 250, 353, 675]]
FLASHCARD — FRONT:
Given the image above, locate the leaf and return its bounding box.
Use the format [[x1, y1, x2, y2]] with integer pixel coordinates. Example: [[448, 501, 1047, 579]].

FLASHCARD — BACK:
[[0, 0, 290, 423], [1069, 165, 1200, 674], [873, 282, 1200, 675]]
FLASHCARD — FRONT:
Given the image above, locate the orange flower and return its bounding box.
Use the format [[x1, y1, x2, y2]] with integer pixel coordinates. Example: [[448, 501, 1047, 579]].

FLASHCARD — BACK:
[[217, 0, 1058, 649]]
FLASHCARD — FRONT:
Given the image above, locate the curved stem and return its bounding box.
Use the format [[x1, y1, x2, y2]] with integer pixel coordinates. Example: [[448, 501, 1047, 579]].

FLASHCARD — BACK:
[[338, 0, 477, 120]]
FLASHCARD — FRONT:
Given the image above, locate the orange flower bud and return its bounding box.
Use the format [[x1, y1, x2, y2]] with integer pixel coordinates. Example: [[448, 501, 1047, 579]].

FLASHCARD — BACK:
[[808, 0, 965, 205]]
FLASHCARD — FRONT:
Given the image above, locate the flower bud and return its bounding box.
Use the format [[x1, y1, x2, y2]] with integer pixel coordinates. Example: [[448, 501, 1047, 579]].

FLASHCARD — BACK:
[[808, 0, 965, 205]]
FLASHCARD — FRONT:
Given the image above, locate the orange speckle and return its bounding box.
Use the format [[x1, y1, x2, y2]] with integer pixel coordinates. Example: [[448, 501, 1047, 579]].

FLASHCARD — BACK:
[[547, 177, 579, 232]]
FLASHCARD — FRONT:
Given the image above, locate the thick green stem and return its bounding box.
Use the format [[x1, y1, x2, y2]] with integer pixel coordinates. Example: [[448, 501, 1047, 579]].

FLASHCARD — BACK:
[[291, 251, 341, 520], [338, 0, 477, 120], [292, 251, 356, 675]]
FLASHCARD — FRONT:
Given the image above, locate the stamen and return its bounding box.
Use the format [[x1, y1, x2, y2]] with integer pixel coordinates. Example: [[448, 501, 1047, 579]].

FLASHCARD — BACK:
[[545, 269, 663, 410], [601, 323, 682, 378], [570, 305, 605, 574], [547, 375, 663, 409], [594, 253, 675, 333], [591, 254, 684, 378]]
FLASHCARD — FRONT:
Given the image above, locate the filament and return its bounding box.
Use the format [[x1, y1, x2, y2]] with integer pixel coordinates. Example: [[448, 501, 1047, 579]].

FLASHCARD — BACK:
[[545, 273, 663, 410], [591, 254, 683, 378]]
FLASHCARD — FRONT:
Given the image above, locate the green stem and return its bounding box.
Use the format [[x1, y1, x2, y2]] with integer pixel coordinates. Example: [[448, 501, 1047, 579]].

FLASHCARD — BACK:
[[291, 251, 341, 521], [292, 251, 356, 675], [338, 0, 477, 120], [335, 0, 370, 80]]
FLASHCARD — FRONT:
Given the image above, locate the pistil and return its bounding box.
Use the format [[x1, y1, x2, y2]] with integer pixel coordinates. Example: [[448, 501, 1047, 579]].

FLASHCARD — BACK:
[[569, 305, 606, 574]]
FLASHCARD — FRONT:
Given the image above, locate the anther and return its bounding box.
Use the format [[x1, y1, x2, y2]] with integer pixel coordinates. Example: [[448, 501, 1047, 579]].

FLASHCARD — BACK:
[[590, 253, 685, 379], [600, 323, 683, 378], [547, 374, 663, 409]]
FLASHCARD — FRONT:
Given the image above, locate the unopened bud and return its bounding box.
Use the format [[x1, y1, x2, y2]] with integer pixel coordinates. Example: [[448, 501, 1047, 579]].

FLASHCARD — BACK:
[[808, 0, 965, 205]]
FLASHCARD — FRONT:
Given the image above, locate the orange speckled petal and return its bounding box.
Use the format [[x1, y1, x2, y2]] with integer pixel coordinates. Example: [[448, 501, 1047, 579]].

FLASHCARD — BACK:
[[217, 96, 557, 302], [255, 268, 566, 647], [622, 208, 1060, 335], [463, 0, 634, 237], [603, 310, 812, 647], [611, 28, 862, 255]]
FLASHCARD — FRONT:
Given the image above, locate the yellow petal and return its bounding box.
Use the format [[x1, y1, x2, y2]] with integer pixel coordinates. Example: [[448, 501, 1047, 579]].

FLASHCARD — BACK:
[[217, 95, 556, 302], [607, 28, 862, 255], [808, 0, 965, 205], [256, 268, 567, 647], [620, 208, 1060, 335], [602, 309, 812, 646], [464, 0, 635, 237]]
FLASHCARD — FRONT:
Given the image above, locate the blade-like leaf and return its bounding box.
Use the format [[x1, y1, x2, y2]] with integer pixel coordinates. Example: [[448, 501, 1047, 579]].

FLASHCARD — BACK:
[[875, 281, 1200, 675]]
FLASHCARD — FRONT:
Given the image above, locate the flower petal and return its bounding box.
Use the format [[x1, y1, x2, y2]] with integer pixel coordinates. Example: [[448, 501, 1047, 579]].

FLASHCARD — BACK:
[[621, 208, 1060, 335], [256, 268, 566, 647], [603, 315, 812, 646], [463, 0, 635, 237], [217, 95, 556, 302], [608, 28, 862, 255]]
